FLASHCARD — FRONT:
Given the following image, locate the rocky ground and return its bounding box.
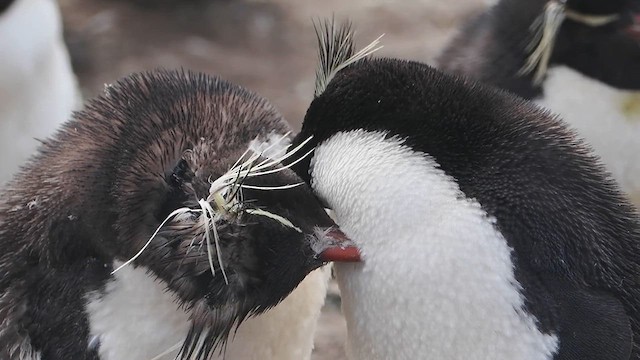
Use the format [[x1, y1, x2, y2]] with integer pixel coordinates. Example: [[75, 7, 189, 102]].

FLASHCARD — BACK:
[[58, 0, 488, 358]]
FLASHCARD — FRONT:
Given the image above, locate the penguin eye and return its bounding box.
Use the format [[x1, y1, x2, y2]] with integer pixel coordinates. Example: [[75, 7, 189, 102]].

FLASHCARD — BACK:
[[157, 159, 193, 222], [167, 159, 193, 188]]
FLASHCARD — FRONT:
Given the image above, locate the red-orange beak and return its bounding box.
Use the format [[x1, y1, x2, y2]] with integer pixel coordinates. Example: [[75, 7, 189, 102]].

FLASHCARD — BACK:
[[317, 227, 361, 262]]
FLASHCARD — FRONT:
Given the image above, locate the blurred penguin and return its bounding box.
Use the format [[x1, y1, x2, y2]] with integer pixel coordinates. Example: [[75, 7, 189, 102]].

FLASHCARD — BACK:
[[0, 0, 80, 185], [439, 0, 640, 204]]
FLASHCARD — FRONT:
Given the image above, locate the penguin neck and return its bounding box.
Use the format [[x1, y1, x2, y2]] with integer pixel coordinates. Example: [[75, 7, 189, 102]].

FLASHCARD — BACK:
[[536, 65, 640, 202], [310, 130, 558, 359], [538, 65, 640, 113]]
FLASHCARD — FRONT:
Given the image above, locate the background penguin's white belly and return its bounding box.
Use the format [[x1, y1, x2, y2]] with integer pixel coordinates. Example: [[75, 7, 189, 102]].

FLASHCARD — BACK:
[[312, 131, 558, 360], [536, 66, 640, 205], [0, 0, 80, 186], [87, 262, 330, 360]]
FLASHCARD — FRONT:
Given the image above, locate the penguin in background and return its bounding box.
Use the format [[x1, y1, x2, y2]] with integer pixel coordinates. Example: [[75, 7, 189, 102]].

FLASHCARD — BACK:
[[0, 0, 80, 186], [289, 20, 640, 359], [438, 0, 640, 204], [0, 69, 355, 360]]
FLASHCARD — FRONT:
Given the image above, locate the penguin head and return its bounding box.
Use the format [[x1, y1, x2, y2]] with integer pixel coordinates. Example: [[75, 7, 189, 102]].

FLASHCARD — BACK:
[[58, 70, 353, 357], [154, 158, 332, 312], [287, 21, 445, 261], [555, 0, 640, 89], [290, 57, 437, 189], [490, 0, 640, 89]]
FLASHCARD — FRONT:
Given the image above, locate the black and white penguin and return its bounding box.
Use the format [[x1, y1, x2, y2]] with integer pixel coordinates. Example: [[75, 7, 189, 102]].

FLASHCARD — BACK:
[[0, 69, 353, 360], [0, 0, 80, 185], [438, 0, 640, 204], [290, 21, 640, 359]]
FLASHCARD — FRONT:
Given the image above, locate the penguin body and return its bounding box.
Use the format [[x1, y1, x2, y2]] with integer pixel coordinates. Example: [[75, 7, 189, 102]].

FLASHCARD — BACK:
[[291, 23, 640, 359], [438, 0, 640, 203], [0, 70, 341, 360], [0, 0, 80, 186]]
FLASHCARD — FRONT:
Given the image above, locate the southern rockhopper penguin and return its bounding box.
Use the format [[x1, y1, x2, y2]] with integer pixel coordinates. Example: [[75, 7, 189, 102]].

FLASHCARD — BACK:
[[289, 21, 640, 359], [0, 0, 80, 185], [0, 69, 355, 360], [438, 0, 640, 204]]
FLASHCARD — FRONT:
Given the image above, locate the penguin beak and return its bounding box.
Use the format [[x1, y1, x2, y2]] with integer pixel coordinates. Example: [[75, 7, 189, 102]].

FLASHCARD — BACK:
[[316, 227, 361, 262]]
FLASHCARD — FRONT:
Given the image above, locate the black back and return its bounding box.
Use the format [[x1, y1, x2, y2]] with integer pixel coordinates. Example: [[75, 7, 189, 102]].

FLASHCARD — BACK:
[[291, 58, 640, 358]]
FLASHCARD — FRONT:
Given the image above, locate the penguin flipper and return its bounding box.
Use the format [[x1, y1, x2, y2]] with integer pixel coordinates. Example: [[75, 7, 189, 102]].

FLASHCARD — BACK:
[[542, 275, 633, 360]]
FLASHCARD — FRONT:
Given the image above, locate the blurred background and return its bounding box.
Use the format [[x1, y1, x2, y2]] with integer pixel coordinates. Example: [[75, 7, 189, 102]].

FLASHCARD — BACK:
[[60, 0, 489, 130]]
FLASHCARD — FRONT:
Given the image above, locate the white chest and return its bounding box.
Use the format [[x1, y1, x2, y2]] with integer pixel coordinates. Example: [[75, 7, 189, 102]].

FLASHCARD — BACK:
[[85, 264, 191, 360], [86, 262, 330, 360], [537, 66, 640, 204], [311, 131, 558, 360]]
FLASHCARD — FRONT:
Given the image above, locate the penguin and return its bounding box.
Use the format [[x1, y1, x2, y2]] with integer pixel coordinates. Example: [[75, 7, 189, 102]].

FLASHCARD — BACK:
[[0, 0, 81, 186], [289, 20, 640, 360], [0, 69, 354, 360], [437, 0, 640, 204]]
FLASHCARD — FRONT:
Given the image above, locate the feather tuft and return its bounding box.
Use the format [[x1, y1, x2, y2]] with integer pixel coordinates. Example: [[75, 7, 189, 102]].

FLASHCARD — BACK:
[[313, 18, 383, 97]]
